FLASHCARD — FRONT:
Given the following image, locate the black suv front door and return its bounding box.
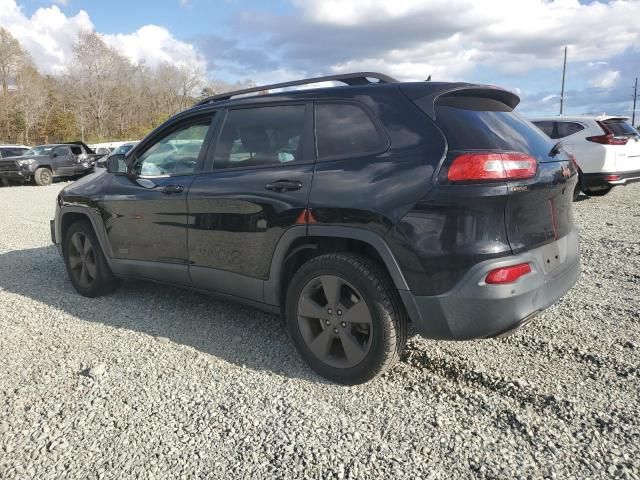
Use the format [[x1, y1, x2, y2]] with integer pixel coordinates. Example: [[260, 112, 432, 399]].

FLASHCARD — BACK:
[[102, 113, 216, 284], [187, 103, 314, 302]]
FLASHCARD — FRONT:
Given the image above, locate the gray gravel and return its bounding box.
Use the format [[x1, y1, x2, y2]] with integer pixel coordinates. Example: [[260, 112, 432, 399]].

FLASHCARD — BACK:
[[0, 181, 638, 479]]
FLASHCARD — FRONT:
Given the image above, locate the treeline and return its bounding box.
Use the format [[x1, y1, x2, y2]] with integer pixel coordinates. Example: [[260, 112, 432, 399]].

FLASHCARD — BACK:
[[0, 27, 251, 146]]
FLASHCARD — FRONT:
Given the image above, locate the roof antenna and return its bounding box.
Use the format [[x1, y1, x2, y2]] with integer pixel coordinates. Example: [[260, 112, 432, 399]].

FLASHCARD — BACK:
[[426, 75, 432, 81]]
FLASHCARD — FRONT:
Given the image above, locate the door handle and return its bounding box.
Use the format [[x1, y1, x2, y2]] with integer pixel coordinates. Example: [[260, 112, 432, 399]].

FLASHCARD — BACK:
[[265, 180, 302, 192], [161, 184, 184, 194]]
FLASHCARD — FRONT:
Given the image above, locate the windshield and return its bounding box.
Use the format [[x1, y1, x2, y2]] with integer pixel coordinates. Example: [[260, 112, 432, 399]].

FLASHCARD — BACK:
[[112, 143, 136, 156], [24, 145, 55, 156], [604, 120, 639, 137]]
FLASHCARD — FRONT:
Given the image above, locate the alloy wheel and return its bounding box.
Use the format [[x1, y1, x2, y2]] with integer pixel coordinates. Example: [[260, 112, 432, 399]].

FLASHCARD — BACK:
[[296, 275, 373, 368], [68, 232, 97, 288]]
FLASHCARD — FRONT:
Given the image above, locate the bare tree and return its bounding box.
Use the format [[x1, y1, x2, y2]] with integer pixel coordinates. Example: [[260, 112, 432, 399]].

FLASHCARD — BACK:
[[0, 27, 27, 141], [14, 60, 48, 144]]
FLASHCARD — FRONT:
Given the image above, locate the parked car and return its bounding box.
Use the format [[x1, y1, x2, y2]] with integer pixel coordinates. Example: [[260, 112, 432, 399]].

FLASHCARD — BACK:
[[94, 142, 139, 169], [0, 145, 30, 185], [51, 72, 580, 384], [0, 144, 30, 159], [530, 116, 640, 198], [0, 141, 106, 186]]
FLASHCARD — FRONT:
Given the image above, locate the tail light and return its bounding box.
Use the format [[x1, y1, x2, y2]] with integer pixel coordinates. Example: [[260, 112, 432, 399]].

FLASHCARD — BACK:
[[586, 122, 629, 145], [485, 263, 532, 284], [447, 152, 537, 182]]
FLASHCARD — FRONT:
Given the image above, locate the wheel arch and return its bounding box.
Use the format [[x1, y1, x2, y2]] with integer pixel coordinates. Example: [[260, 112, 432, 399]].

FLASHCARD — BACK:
[[264, 225, 409, 307], [59, 206, 114, 268]]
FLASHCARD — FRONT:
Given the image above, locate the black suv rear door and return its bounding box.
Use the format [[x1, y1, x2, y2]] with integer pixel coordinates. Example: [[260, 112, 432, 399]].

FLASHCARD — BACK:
[[187, 103, 314, 303]]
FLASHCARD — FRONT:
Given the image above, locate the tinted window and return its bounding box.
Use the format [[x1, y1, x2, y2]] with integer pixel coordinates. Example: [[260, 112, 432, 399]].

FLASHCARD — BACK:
[[604, 120, 639, 137], [133, 118, 211, 177], [436, 105, 555, 158], [0, 148, 27, 158], [70, 145, 83, 155], [556, 122, 585, 138], [315, 103, 386, 160], [533, 121, 556, 138], [214, 105, 306, 169], [52, 146, 71, 157]]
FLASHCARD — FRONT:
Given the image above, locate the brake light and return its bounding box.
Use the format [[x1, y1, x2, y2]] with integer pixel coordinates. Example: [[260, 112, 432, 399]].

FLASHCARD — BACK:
[[603, 174, 621, 181], [485, 263, 532, 284], [447, 152, 537, 182], [586, 134, 628, 145], [587, 121, 629, 145]]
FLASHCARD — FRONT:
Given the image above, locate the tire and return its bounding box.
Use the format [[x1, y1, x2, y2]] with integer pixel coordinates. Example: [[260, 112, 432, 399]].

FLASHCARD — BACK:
[[582, 186, 612, 197], [34, 167, 53, 186], [1, 178, 10, 187], [63, 220, 120, 297], [573, 181, 581, 201], [285, 253, 408, 385]]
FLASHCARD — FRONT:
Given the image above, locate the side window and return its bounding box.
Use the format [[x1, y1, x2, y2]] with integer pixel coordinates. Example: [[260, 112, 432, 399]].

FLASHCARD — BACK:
[[213, 105, 306, 169], [70, 145, 82, 155], [53, 146, 70, 157], [132, 118, 212, 177], [533, 121, 556, 138], [556, 122, 585, 139], [315, 103, 386, 160]]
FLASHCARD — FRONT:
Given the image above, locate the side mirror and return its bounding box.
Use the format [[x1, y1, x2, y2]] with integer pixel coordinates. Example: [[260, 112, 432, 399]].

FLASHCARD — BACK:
[[107, 154, 127, 174]]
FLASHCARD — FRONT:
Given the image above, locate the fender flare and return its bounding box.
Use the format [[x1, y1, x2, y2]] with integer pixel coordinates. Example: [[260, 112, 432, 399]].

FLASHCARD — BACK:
[[58, 205, 114, 268], [264, 225, 410, 306]]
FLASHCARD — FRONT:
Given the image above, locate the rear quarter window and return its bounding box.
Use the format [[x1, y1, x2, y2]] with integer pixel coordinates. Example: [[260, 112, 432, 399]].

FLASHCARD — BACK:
[[315, 103, 387, 160], [556, 122, 585, 138], [435, 105, 554, 158]]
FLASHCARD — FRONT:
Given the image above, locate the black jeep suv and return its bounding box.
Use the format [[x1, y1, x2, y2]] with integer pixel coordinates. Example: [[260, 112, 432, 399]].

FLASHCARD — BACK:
[[51, 72, 580, 384]]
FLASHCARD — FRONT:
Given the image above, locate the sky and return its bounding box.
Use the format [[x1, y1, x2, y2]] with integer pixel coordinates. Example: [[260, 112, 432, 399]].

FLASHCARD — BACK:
[[0, 0, 639, 117]]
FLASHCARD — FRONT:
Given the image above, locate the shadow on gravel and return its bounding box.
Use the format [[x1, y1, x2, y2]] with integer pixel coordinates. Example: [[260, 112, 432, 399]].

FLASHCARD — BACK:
[[0, 246, 329, 384]]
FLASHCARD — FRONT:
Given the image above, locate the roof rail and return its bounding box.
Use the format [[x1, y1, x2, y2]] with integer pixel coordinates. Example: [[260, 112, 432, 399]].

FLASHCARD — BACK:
[[193, 72, 398, 107]]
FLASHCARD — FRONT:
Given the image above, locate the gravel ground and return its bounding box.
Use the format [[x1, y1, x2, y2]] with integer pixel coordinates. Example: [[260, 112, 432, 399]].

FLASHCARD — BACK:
[[0, 181, 638, 479]]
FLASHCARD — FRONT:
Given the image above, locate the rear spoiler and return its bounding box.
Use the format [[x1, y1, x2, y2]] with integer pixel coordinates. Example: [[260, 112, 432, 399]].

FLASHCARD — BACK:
[[400, 83, 520, 121]]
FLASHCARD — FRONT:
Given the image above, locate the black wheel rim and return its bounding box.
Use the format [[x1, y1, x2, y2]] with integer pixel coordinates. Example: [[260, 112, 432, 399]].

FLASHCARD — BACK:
[[297, 275, 372, 369], [68, 232, 97, 288]]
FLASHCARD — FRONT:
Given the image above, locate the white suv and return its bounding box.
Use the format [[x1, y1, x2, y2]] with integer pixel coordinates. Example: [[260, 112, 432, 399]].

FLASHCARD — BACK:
[[530, 116, 640, 198]]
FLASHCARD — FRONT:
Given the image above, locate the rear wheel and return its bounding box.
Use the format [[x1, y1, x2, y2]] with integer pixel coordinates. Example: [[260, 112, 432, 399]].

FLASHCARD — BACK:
[[285, 253, 408, 385], [582, 186, 612, 197], [34, 167, 53, 186], [1, 178, 10, 187], [63, 220, 120, 297]]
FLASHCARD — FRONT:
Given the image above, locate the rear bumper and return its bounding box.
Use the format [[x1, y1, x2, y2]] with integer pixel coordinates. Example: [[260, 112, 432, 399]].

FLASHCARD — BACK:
[[400, 229, 580, 340], [582, 169, 640, 189]]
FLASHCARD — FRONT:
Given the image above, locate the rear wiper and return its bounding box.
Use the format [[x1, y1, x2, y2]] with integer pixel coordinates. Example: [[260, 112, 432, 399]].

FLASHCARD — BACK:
[[549, 140, 563, 157]]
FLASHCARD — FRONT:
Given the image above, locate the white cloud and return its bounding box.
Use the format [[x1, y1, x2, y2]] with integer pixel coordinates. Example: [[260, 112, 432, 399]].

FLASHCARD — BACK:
[[103, 25, 206, 72], [0, 0, 205, 74], [589, 70, 620, 89], [278, 0, 640, 81]]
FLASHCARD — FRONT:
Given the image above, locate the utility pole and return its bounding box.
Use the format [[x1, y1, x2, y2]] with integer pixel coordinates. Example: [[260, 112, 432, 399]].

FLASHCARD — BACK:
[[559, 46, 567, 116], [632, 77, 638, 127]]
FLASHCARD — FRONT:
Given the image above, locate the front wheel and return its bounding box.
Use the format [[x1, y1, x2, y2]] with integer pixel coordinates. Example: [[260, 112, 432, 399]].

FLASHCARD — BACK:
[[63, 220, 120, 297], [285, 253, 408, 385], [34, 167, 53, 186]]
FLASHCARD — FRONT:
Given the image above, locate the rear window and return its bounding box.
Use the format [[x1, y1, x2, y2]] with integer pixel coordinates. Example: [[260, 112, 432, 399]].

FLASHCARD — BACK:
[[0, 148, 27, 158], [436, 104, 555, 158], [603, 120, 639, 137], [315, 103, 386, 160]]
